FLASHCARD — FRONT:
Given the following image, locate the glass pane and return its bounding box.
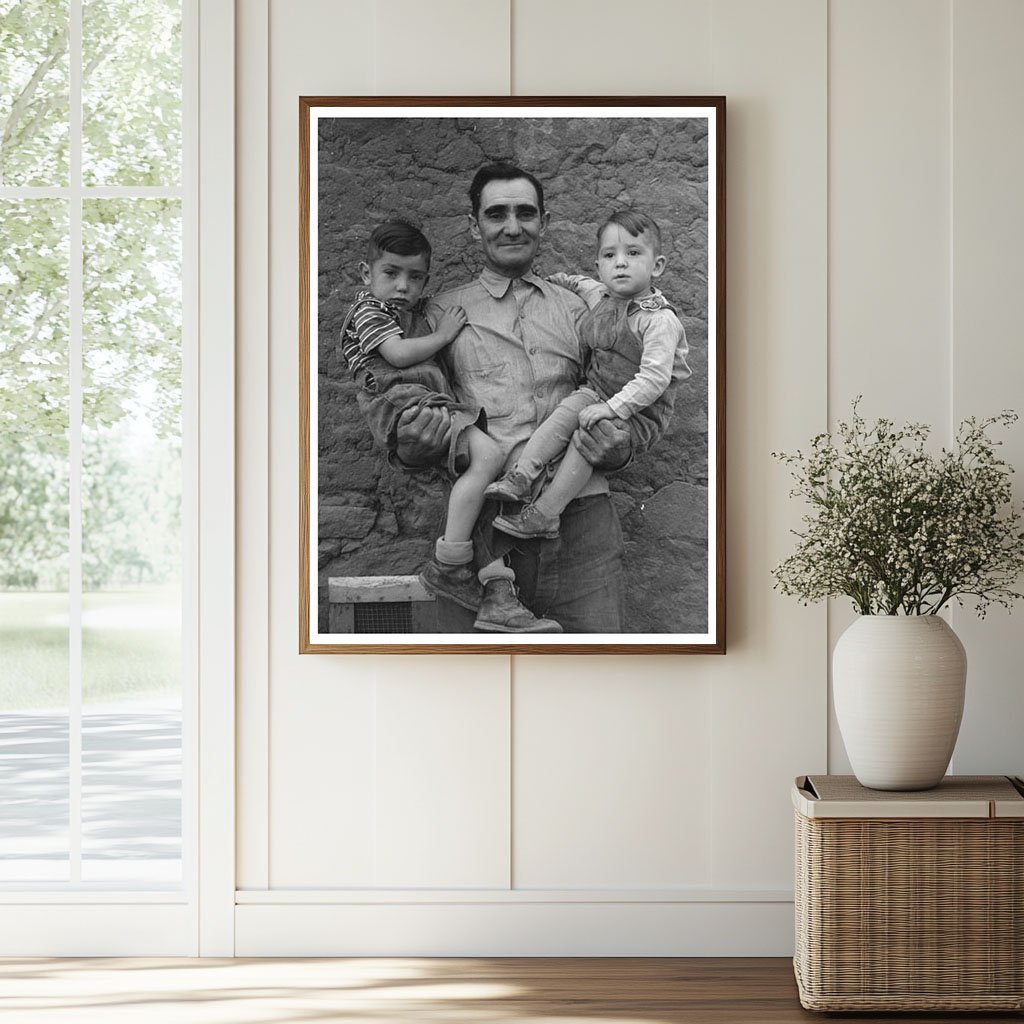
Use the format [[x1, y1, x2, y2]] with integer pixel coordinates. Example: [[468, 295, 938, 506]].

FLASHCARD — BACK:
[[82, 0, 181, 186], [81, 651, 182, 883], [81, 198, 181, 884], [0, 199, 70, 881], [0, 701, 69, 882], [0, 0, 70, 186]]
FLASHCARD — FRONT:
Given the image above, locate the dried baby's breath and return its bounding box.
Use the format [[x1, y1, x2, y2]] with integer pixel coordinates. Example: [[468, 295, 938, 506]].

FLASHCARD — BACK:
[[772, 400, 1024, 616]]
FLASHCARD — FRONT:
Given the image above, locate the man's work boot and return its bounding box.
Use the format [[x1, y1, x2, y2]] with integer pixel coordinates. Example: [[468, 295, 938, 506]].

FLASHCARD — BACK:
[[492, 503, 560, 540], [483, 469, 532, 503], [473, 579, 563, 633], [419, 558, 483, 611]]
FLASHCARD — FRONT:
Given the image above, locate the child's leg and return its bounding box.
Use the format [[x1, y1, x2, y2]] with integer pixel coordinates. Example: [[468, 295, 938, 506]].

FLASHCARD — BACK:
[[532, 443, 595, 518], [513, 389, 598, 482], [491, 442, 595, 542], [443, 426, 504, 544]]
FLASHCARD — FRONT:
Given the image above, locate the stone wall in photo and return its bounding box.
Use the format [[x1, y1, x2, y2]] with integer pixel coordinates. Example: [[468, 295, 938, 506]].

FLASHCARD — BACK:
[[316, 116, 711, 634]]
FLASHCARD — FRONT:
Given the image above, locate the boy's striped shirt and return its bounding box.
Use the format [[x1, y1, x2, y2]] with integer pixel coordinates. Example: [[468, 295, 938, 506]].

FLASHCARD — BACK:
[[340, 290, 405, 377]]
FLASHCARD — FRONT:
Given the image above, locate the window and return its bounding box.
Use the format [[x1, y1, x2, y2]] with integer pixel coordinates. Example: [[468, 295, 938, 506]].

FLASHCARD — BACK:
[[1, 0, 192, 890]]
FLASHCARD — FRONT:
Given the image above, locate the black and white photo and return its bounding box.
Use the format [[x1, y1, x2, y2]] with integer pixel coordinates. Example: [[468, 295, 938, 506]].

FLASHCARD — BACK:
[[300, 98, 725, 653]]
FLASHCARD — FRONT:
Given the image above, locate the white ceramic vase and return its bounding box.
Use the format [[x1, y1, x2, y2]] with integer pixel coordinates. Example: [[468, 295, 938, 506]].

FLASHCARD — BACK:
[[832, 615, 967, 791]]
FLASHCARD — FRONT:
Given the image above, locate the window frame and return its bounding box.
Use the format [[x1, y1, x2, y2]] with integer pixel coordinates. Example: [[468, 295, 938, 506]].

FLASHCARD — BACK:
[[0, 0, 235, 956]]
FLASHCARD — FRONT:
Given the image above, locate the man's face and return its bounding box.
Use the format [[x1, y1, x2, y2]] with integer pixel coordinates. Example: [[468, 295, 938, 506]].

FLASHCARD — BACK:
[[469, 177, 549, 277]]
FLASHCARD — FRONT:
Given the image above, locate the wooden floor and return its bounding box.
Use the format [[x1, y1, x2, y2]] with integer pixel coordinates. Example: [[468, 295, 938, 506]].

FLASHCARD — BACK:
[[0, 957, 1020, 1023]]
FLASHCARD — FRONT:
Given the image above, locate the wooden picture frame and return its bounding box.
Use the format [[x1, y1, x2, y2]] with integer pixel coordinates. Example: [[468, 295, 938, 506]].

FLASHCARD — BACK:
[[300, 97, 725, 653]]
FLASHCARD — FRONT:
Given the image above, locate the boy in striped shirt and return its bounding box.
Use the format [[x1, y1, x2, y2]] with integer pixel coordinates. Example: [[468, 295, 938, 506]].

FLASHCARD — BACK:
[[341, 221, 561, 632]]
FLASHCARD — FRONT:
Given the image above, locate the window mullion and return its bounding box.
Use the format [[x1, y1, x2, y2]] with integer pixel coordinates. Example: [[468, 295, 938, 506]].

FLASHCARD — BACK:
[[181, 0, 200, 910], [68, 0, 84, 886]]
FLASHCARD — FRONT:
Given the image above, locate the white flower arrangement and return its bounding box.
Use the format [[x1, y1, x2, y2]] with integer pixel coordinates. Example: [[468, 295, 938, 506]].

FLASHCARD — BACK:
[[772, 400, 1024, 616]]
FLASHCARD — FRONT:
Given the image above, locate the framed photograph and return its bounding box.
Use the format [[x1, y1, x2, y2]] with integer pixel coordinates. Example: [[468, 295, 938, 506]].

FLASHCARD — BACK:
[[300, 97, 725, 654]]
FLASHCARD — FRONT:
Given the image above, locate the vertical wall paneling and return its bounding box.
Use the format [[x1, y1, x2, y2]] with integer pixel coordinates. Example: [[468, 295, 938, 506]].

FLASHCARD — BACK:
[[266, 0, 377, 887], [512, 0, 712, 95], [827, 0, 952, 773], [236, 0, 271, 892], [510, 0, 720, 897], [708, 0, 828, 889], [270, 666, 379, 886], [828, 0, 951, 424], [265, 1, 516, 891], [374, 661, 511, 888], [513, 659, 713, 889], [369, 2, 516, 891], [232, 0, 1024, 955], [375, 0, 511, 95], [949, 0, 1024, 777]]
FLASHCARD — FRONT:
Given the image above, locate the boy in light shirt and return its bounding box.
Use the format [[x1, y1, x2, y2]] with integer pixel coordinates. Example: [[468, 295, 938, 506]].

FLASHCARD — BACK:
[[487, 210, 690, 539]]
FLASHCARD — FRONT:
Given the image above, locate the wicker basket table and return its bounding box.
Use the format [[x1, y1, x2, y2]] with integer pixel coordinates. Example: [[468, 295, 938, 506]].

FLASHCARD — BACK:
[[793, 774, 1024, 1012]]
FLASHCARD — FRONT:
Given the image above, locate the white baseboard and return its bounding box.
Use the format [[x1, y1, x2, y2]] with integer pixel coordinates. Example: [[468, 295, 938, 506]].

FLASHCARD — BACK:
[[235, 899, 795, 956]]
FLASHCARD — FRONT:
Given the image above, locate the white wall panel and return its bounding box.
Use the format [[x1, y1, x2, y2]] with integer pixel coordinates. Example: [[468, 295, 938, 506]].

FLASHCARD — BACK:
[[513, 0, 711, 95], [265, 0, 515, 892], [949, 0, 1024, 778], [375, 0, 510, 94], [708, 0, 828, 889], [269, 0, 375, 95], [374, 661, 511, 888], [509, 0, 721, 899], [266, 0, 377, 888], [827, 0, 952, 774], [231, 0, 1024, 956], [828, 0, 950, 423], [367, 0, 516, 889], [513, 658, 713, 889], [269, 667, 378, 886]]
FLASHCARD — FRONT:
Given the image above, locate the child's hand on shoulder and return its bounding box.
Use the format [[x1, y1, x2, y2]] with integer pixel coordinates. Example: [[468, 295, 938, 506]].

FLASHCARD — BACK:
[[437, 304, 467, 342], [579, 402, 616, 430], [546, 272, 576, 291]]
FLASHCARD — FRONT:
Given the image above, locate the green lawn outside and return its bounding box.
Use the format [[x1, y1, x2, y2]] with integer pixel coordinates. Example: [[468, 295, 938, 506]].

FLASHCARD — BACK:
[[0, 589, 181, 710]]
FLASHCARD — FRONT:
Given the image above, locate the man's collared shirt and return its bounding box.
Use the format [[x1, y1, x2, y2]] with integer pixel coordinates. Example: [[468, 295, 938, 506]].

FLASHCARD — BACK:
[[429, 268, 607, 494]]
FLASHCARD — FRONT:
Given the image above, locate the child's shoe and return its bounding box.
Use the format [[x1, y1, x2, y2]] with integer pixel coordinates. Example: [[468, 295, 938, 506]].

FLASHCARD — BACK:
[[483, 470, 532, 503], [473, 579, 562, 633], [420, 558, 483, 611], [492, 503, 560, 540]]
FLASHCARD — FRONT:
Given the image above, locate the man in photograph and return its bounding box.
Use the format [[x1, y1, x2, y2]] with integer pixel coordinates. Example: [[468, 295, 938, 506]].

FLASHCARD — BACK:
[[387, 163, 668, 634]]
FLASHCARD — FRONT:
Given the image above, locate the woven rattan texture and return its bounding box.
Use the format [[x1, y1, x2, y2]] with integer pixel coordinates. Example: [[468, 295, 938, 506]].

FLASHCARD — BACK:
[[806, 774, 1023, 803], [794, 812, 1024, 1011]]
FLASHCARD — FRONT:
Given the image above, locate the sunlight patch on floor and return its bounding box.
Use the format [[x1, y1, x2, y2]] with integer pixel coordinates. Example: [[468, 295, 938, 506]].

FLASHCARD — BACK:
[[0, 958, 682, 1024]]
